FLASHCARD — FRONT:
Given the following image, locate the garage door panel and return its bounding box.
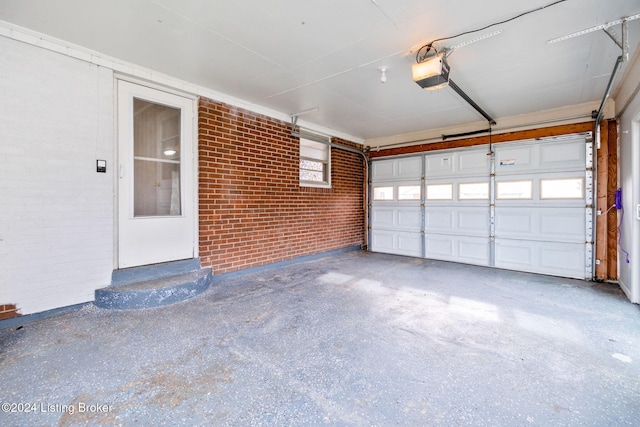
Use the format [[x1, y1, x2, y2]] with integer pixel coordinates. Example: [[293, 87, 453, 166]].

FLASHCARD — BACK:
[[458, 150, 491, 175], [540, 244, 585, 271], [397, 208, 422, 230], [371, 158, 422, 181], [458, 237, 491, 265], [458, 209, 491, 234], [425, 153, 454, 176], [371, 207, 395, 228], [495, 146, 534, 172], [425, 235, 489, 266], [495, 241, 533, 266], [496, 207, 585, 242], [371, 230, 422, 257], [425, 149, 490, 178], [495, 210, 534, 235], [425, 207, 490, 235], [539, 209, 585, 239], [495, 138, 586, 174], [398, 233, 422, 256], [371, 230, 395, 252], [397, 157, 422, 179], [496, 240, 586, 278], [371, 160, 395, 180], [371, 206, 421, 231], [425, 209, 454, 231], [540, 140, 585, 170], [425, 235, 453, 258]]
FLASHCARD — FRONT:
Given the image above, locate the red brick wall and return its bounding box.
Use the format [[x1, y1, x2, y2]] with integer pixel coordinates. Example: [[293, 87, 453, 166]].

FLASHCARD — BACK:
[[0, 304, 20, 320], [198, 98, 364, 273]]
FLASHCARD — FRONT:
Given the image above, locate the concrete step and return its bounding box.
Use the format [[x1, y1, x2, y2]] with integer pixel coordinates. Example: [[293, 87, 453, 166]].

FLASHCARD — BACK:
[[95, 259, 212, 310]]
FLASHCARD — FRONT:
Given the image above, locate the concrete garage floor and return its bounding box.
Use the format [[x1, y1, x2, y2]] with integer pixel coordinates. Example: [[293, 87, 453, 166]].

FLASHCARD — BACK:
[[1, 251, 639, 426]]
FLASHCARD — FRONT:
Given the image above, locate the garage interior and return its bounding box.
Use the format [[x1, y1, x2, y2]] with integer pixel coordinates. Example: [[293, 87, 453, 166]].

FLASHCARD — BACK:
[[1, 252, 639, 425], [1, 0, 640, 424]]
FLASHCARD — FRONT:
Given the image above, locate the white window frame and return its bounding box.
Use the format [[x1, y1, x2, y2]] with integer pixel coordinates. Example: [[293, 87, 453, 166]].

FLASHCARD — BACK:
[[300, 137, 331, 188]]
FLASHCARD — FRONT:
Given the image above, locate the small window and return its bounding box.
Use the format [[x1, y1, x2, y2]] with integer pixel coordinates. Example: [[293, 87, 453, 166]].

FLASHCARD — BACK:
[[459, 182, 489, 200], [540, 178, 583, 199], [426, 184, 453, 200], [398, 185, 421, 200], [300, 159, 325, 181], [300, 137, 330, 187], [496, 180, 532, 199], [373, 186, 394, 201]]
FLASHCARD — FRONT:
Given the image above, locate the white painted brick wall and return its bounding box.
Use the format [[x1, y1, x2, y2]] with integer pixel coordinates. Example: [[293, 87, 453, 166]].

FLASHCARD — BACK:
[[0, 36, 114, 314]]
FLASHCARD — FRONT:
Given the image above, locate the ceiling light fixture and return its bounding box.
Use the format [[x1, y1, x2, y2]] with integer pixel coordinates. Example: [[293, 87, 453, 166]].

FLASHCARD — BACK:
[[378, 66, 388, 83]]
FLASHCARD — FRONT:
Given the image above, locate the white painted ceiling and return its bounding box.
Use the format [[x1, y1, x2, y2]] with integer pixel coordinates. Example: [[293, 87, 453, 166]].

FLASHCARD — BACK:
[[1, 0, 639, 142]]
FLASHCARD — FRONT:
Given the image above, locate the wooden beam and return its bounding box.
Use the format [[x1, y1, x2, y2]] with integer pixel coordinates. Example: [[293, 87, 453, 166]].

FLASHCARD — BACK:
[[369, 122, 594, 158], [595, 121, 609, 280], [607, 121, 618, 280]]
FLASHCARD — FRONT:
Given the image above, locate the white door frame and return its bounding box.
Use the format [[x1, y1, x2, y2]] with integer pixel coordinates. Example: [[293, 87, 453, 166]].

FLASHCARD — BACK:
[[624, 116, 640, 302], [618, 89, 640, 303], [633, 117, 640, 303], [115, 78, 198, 269]]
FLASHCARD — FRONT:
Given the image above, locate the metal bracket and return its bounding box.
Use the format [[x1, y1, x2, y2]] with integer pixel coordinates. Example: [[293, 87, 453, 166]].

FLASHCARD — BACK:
[[621, 17, 629, 62], [603, 28, 622, 50], [604, 18, 630, 61]]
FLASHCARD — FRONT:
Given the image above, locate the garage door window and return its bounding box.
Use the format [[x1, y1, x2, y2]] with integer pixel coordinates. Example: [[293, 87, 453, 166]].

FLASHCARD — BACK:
[[459, 182, 489, 200], [373, 186, 394, 201], [426, 184, 453, 200], [398, 185, 421, 200], [540, 178, 583, 199], [496, 180, 533, 200]]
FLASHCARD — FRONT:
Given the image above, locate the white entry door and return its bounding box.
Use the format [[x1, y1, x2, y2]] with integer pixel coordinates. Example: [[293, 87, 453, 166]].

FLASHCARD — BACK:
[[117, 80, 196, 268]]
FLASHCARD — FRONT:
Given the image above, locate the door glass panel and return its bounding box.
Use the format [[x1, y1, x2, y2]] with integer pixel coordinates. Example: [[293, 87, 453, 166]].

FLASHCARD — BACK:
[[133, 98, 181, 217], [496, 180, 533, 199], [459, 182, 489, 200], [540, 178, 583, 199], [398, 185, 421, 200], [426, 184, 453, 200], [373, 186, 394, 201]]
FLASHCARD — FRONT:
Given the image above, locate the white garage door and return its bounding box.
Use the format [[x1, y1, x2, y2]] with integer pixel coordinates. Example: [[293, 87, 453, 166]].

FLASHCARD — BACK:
[[423, 147, 491, 266], [369, 133, 593, 280], [494, 135, 593, 278], [370, 156, 423, 257]]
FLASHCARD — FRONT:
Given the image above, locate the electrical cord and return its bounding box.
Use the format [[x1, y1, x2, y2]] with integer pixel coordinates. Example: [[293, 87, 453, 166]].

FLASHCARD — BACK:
[[619, 206, 631, 264], [603, 202, 630, 263], [416, 0, 568, 62]]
